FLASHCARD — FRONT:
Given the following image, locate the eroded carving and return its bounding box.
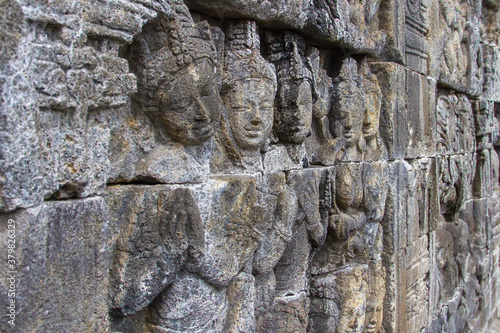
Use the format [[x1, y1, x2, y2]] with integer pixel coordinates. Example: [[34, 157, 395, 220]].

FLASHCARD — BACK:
[[330, 58, 366, 162], [3, 1, 500, 332], [265, 31, 315, 144], [309, 263, 368, 333], [130, 4, 222, 145], [365, 261, 386, 333], [437, 92, 476, 155], [106, 186, 204, 316], [214, 20, 277, 171]]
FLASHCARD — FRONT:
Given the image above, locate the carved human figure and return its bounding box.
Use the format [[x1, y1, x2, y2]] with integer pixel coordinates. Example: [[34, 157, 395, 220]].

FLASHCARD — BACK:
[[361, 67, 388, 260], [261, 168, 326, 332], [361, 60, 386, 162], [221, 21, 277, 156], [435, 228, 459, 304], [364, 261, 386, 333], [309, 263, 370, 333], [330, 58, 365, 162], [439, 0, 468, 79], [211, 20, 277, 172], [329, 59, 367, 256], [130, 7, 222, 145], [265, 31, 316, 144], [335, 264, 368, 333]]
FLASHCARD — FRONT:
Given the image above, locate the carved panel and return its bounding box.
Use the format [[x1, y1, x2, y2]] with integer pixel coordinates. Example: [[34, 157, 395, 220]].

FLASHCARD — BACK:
[[1, 1, 499, 333]]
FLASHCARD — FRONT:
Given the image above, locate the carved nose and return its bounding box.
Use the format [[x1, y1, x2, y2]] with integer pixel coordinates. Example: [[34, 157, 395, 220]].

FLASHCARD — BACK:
[[345, 116, 353, 129], [250, 105, 262, 125], [193, 99, 209, 121]]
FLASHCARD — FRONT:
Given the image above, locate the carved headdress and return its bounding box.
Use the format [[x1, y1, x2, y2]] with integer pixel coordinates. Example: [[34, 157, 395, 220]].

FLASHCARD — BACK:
[[332, 58, 364, 98], [130, 0, 217, 109], [222, 20, 277, 90], [213, 20, 277, 172], [265, 30, 316, 99]]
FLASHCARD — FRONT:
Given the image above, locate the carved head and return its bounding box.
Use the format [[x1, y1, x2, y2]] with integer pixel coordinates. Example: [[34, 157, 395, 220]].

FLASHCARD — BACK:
[[131, 6, 222, 145], [266, 31, 315, 143], [331, 59, 365, 150], [365, 261, 386, 333], [222, 21, 277, 152], [335, 264, 368, 333], [362, 62, 382, 142]]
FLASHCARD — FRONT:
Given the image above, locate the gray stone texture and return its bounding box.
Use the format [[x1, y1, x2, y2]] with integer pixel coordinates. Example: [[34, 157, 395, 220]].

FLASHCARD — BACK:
[[0, 0, 499, 332]]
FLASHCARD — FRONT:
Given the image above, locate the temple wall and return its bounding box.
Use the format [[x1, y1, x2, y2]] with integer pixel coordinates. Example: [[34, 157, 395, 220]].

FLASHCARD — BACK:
[[0, 0, 499, 332]]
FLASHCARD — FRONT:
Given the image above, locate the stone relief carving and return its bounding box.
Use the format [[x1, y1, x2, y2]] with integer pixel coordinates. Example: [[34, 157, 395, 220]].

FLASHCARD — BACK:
[[365, 260, 386, 333], [308, 57, 388, 333], [330, 58, 366, 162], [430, 0, 483, 94], [213, 20, 277, 172], [108, 0, 224, 184], [130, 7, 221, 145], [437, 92, 476, 155], [1, 1, 500, 332], [106, 186, 205, 316], [362, 60, 387, 162], [309, 263, 369, 333], [265, 31, 315, 144], [439, 0, 468, 82]]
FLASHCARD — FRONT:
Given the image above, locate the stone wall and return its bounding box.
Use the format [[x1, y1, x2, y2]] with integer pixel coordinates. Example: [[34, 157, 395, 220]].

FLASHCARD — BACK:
[[0, 0, 499, 332]]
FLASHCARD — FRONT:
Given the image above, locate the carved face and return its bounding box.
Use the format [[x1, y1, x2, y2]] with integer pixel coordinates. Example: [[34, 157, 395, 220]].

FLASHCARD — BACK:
[[225, 78, 275, 150], [365, 278, 384, 333], [274, 79, 313, 143], [363, 88, 381, 141], [337, 277, 366, 333], [336, 274, 367, 333], [332, 81, 364, 148], [158, 59, 222, 145]]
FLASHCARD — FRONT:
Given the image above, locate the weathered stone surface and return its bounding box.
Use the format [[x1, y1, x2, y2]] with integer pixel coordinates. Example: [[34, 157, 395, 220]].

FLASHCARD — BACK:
[[0, 0, 499, 332], [188, 175, 264, 286], [185, 0, 395, 56], [106, 185, 204, 316], [0, 0, 156, 211], [150, 270, 227, 333], [483, 44, 500, 102], [0, 197, 112, 332], [428, 0, 483, 95], [225, 272, 256, 333]]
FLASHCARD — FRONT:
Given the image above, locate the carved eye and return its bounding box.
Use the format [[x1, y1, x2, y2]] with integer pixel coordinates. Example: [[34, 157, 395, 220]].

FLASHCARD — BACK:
[[232, 106, 252, 113], [170, 99, 189, 112], [260, 101, 273, 110]]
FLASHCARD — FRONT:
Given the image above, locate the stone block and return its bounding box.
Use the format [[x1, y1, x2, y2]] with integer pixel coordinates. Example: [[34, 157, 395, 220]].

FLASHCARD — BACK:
[[405, 0, 429, 75], [371, 62, 408, 160], [405, 70, 436, 158], [0, 197, 112, 332], [427, 0, 483, 95], [483, 43, 500, 102]]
